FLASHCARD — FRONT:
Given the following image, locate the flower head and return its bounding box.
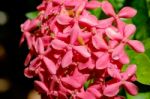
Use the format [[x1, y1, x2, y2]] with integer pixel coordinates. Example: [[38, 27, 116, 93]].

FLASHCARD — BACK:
[[20, 0, 144, 98]]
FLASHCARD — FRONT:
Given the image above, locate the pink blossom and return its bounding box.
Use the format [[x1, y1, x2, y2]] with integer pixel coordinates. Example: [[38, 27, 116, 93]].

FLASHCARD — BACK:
[[104, 65, 138, 97], [20, 0, 144, 98]]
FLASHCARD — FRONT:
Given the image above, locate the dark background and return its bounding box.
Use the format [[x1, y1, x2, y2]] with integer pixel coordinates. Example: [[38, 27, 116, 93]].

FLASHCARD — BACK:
[[0, 0, 40, 99]]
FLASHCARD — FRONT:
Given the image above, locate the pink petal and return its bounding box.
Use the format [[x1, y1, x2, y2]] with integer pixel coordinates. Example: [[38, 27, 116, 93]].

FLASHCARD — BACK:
[[118, 49, 130, 64], [56, 14, 72, 25], [109, 40, 119, 49], [96, 53, 109, 69], [41, 36, 51, 47], [42, 56, 57, 74], [123, 64, 137, 80], [116, 18, 126, 33], [44, 3, 53, 18], [63, 26, 72, 34], [97, 17, 114, 29], [34, 80, 49, 93], [101, 1, 116, 16], [103, 82, 121, 97], [93, 52, 104, 58], [114, 96, 125, 99], [123, 81, 138, 95], [61, 50, 73, 68], [118, 7, 137, 18], [24, 32, 33, 49], [126, 64, 137, 75], [80, 32, 92, 43], [28, 19, 40, 32], [29, 57, 40, 71], [61, 76, 81, 88], [35, 38, 44, 54], [112, 43, 125, 60], [87, 87, 102, 98], [52, 0, 62, 4], [75, 1, 86, 16], [105, 28, 123, 40], [24, 51, 32, 66], [73, 69, 89, 85], [58, 91, 68, 99], [129, 75, 137, 82], [73, 46, 91, 58], [127, 40, 145, 53], [86, 0, 101, 9], [50, 19, 59, 34], [77, 91, 96, 99], [124, 24, 136, 38], [51, 39, 67, 50], [92, 34, 108, 50], [19, 34, 25, 46], [21, 19, 31, 32], [78, 58, 94, 70], [64, 0, 80, 7], [24, 67, 34, 78], [57, 32, 70, 39], [107, 64, 121, 79], [37, 1, 47, 10], [79, 13, 98, 26], [70, 23, 80, 44]]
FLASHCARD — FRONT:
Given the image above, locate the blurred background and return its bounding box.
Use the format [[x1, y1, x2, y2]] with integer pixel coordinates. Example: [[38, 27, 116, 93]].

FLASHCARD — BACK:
[[0, 0, 41, 99], [0, 0, 150, 99]]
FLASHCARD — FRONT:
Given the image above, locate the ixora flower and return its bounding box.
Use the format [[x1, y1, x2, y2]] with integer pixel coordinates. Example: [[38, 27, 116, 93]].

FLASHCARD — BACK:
[[20, 0, 145, 99]]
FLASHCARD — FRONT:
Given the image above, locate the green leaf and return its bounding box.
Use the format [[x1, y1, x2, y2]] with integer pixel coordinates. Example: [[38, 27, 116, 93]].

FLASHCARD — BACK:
[[109, 0, 125, 12], [84, 79, 94, 89], [135, 53, 150, 85], [146, 0, 150, 17], [123, 37, 150, 85], [84, 80, 91, 89], [131, 0, 150, 40], [126, 50, 150, 85], [25, 11, 38, 19], [90, 8, 101, 19], [143, 38, 150, 58], [126, 92, 150, 99], [121, 19, 133, 24]]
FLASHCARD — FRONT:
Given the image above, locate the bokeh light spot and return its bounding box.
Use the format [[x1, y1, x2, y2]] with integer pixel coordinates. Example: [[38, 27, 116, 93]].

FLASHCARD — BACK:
[[0, 78, 11, 93], [27, 89, 41, 99], [0, 11, 8, 25]]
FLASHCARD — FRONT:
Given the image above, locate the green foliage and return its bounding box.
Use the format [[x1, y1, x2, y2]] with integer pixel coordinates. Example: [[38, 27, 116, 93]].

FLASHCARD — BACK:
[[131, 0, 150, 40], [109, 0, 125, 11], [90, 8, 101, 19], [134, 53, 150, 85], [124, 50, 150, 85], [84, 79, 94, 90], [146, 0, 150, 17], [143, 38, 150, 58], [126, 92, 150, 99], [25, 11, 38, 19]]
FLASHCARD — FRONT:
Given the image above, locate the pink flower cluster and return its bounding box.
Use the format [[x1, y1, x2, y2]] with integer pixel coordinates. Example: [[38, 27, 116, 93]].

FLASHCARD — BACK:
[[20, 0, 145, 99]]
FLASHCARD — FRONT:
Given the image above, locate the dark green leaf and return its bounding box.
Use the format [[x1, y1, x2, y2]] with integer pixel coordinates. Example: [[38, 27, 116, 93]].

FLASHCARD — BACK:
[[90, 8, 101, 19], [109, 0, 125, 12], [131, 0, 150, 40], [146, 0, 150, 17]]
